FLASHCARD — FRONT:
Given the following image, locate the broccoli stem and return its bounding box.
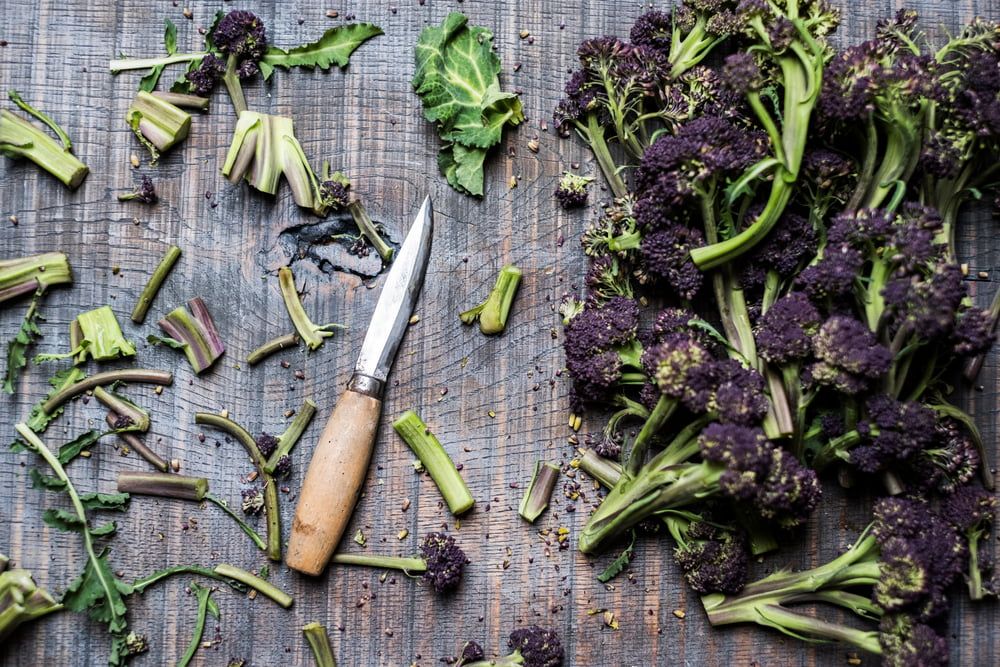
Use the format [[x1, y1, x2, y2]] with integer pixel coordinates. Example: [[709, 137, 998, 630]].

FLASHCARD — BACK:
[[263, 398, 317, 474], [0, 253, 73, 303], [213, 563, 293, 608], [109, 52, 207, 72], [117, 472, 208, 500], [278, 266, 339, 351], [150, 91, 210, 111], [576, 448, 623, 488], [94, 387, 150, 432], [810, 430, 863, 471], [131, 245, 181, 324], [303, 622, 338, 667], [668, 15, 720, 79], [41, 369, 173, 415], [581, 113, 627, 198], [0, 110, 89, 188], [158, 298, 226, 373], [460, 265, 523, 335], [104, 414, 169, 472], [967, 528, 986, 601], [203, 493, 267, 551], [625, 394, 677, 476], [860, 118, 921, 210], [13, 424, 125, 633], [127, 92, 191, 161], [195, 412, 282, 561], [518, 461, 561, 523], [222, 54, 248, 116], [0, 566, 63, 643], [348, 201, 395, 263], [393, 410, 474, 515], [734, 507, 779, 556], [329, 553, 427, 573], [247, 333, 300, 366], [963, 285, 1000, 383], [178, 582, 215, 667]]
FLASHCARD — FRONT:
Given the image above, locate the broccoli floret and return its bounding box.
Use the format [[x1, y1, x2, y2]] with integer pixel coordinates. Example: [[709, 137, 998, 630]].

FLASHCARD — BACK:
[[255, 432, 279, 458], [240, 487, 264, 515], [805, 316, 892, 394], [459, 626, 564, 667], [419, 531, 469, 593], [671, 517, 749, 594], [213, 10, 268, 78], [940, 486, 998, 600], [555, 172, 594, 209], [755, 293, 821, 364], [117, 174, 157, 204]]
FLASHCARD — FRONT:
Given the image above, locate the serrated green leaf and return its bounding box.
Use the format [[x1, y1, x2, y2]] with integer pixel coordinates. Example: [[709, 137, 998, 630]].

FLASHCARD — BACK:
[[90, 522, 118, 537], [80, 491, 130, 512], [30, 467, 66, 490], [439, 143, 487, 196], [43, 507, 85, 532], [596, 531, 636, 583], [260, 23, 383, 81], [4, 288, 44, 394], [61, 547, 129, 633], [57, 429, 103, 465], [146, 333, 187, 349]]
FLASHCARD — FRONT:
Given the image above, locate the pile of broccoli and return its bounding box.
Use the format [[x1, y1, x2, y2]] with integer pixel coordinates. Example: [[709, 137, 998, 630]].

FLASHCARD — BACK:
[[557, 2, 1000, 664]]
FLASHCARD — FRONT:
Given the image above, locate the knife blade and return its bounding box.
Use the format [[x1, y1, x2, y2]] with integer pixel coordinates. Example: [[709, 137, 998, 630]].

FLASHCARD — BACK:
[[287, 196, 433, 575]]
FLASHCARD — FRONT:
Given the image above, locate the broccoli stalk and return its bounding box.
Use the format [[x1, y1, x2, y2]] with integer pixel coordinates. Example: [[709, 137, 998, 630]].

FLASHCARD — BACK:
[[0, 253, 73, 305], [347, 200, 395, 263], [102, 413, 169, 473], [330, 532, 468, 593], [129, 562, 292, 608], [117, 174, 157, 204], [246, 333, 300, 366], [40, 368, 172, 415], [93, 387, 150, 432], [303, 622, 337, 667], [126, 91, 191, 164], [458, 626, 564, 667], [177, 581, 218, 667], [153, 298, 225, 374], [277, 266, 345, 351], [518, 461, 561, 523], [0, 562, 63, 642], [460, 265, 522, 335], [0, 92, 88, 188], [393, 411, 475, 515], [130, 245, 181, 324]]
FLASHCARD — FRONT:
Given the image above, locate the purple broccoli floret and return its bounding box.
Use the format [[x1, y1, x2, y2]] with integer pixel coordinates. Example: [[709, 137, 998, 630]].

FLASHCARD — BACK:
[[643, 332, 710, 400], [882, 263, 966, 340], [879, 614, 950, 667], [796, 243, 865, 300], [563, 297, 644, 405], [240, 487, 264, 515], [740, 212, 817, 287], [639, 225, 705, 299], [117, 174, 157, 204], [951, 306, 995, 357], [629, 10, 673, 53], [755, 293, 821, 364], [555, 172, 593, 209], [186, 54, 225, 95], [674, 518, 749, 594], [806, 316, 892, 394], [506, 626, 564, 667], [850, 395, 937, 473], [721, 52, 764, 94], [213, 10, 267, 78], [909, 418, 980, 494], [459, 641, 485, 664], [701, 359, 769, 426], [255, 432, 279, 458], [419, 532, 468, 593]]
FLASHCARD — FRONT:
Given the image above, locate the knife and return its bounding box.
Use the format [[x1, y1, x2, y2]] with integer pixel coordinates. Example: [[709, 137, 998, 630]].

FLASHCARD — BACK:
[[286, 196, 433, 576]]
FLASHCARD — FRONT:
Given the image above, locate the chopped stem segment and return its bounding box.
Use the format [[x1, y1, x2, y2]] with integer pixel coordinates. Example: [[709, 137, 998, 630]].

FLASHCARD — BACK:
[[117, 472, 207, 501], [0, 110, 88, 188], [264, 398, 317, 474], [0, 253, 72, 305], [277, 266, 343, 351], [518, 461, 560, 523], [347, 201, 395, 263], [127, 91, 191, 163], [103, 414, 168, 472], [329, 553, 427, 572], [393, 410, 474, 515], [131, 245, 182, 324], [41, 369, 173, 414], [459, 265, 522, 335], [213, 564, 292, 608], [109, 52, 207, 72], [177, 582, 217, 667], [150, 92, 209, 111], [195, 412, 282, 561], [303, 622, 338, 667], [158, 298, 225, 374], [94, 387, 150, 432], [247, 333, 300, 365]]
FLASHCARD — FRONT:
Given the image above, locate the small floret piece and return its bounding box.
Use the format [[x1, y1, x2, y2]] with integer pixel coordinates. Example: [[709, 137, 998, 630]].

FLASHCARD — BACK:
[[460, 265, 523, 335], [419, 531, 469, 593], [849, 396, 937, 473], [639, 226, 705, 300], [755, 293, 820, 364], [117, 174, 157, 204], [671, 517, 749, 594], [555, 172, 594, 209]]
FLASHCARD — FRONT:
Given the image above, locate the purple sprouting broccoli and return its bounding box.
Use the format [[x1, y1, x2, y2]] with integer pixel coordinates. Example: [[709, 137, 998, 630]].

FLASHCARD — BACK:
[[702, 497, 964, 660], [213, 10, 268, 78], [555, 172, 594, 209], [720, 52, 764, 95], [669, 516, 749, 594], [805, 316, 892, 394], [634, 116, 764, 227], [579, 422, 820, 552], [638, 225, 705, 299], [318, 171, 351, 212], [755, 293, 821, 365], [580, 197, 642, 260], [630, 3, 743, 79], [255, 432, 279, 458], [940, 486, 998, 600], [685, 359, 769, 426], [585, 255, 634, 303], [799, 148, 857, 215], [849, 395, 938, 473], [951, 306, 996, 357], [186, 54, 225, 96], [419, 531, 469, 593], [739, 212, 817, 288], [563, 297, 644, 406], [458, 626, 563, 667], [908, 418, 981, 494], [273, 454, 292, 477], [117, 174, 157, 204], [796, 243, 864, 300], [642, 332, 710, 401], [882, 263, 967, 341], [240, 487, 264, 515]]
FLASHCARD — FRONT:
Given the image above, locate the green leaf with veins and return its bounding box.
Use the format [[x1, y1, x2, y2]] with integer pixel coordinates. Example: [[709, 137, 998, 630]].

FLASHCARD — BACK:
[[596, 531, 636, 583], [42, 507, 86, 532], [438, 144, 487, 196], [147, 333, 187, 349], [441, 82, 524, 148], [259, 23, 383, 80], [57, 429, 103, 465], [80, 491, 130, 512], [4, 288, 44, 394], [139, 19, 178, 93], [61, 547, 130, 633], [30, 467, 66, 490]]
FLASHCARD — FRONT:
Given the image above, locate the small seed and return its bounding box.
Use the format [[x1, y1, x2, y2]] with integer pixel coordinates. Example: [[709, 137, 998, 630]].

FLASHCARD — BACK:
[[672, 609, 686, 619], [326, 9, 339, 18], [519, 30, 530, 39], [182, 8, 193, 19], [154, 386, 163, 395], [219, 409, 229, 418], [401, 498, 411, 511], [397, 529, 408, 540], [527, 140, 539, 153], [409, 315, 420, 325], [130, 154, 140, 168], [171, 458, 180, 472], [978, 270, 989, 279], [509, 175, 518, 189]]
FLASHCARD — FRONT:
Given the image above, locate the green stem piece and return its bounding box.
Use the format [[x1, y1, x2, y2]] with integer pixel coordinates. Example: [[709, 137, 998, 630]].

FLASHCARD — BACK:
[[117, 472, 207, 500], [131, 245, 182, 324], [329, 553, 427, 573], [94, 387, 150, 432], [518, 461, 561, 523], [222, 54, 249, 116], [150, 91, 209, 111], [247, 333, 300, 366], [177, 581, 218, 667], [0, 107, 88, 188], [460, 265, 522, 335], [348, 201, 395, 263], [0, 253, 73, 304], [213, 563, 292, 608], [264, 398, 317, 474], [195, 412, 282, 561], [126, 91, 191, 163], [204, 493, 267, 552], [303, 622, 337, 667], [109, 52, 207, 72], [393, 410, 474, 515], [41, 369, 173, 415], [278, 266, 342, 351], [103, 413, 169, 472], [8, 90, 72, 150]]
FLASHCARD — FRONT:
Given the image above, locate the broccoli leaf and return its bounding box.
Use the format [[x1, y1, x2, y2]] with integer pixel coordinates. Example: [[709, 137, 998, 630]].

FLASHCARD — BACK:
[[139, 19, 178, 93], [30, 467, 67, 491], [596, 531, 636, 583], [80, 491, 130, 512], [4, 288, 44, 394], [414, 13, 522, 197], [57, 429, 104, 465], [61, 547, 130, 633], [42, 507, 85, 532], [259, 23, 383, 80], [146, 333, 187, 349]]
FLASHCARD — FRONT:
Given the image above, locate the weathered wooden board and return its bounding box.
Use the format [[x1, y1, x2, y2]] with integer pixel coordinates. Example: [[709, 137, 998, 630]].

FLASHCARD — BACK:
[[1, 1, 997, 665]]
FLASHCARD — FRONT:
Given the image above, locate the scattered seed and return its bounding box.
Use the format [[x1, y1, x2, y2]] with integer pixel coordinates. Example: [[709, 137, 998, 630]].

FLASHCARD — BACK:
[[846, 654, 862, 666], [488, 410, 496, 418], [9, 215, 17, 225], [527, 139, 539, 153], [111, 266, 120, 275], [672, 609, 686, 619], [961, 263, 970, 276], [80, 451, 92, 458], [509, 175, 518, 189], [401, 498, 411, 511], [154, 386, 163, 395], [519, 30, 530, 39], [326, 9, 339, 18], [603, 611, 619, 630], [978, 270, 989, 279], [408, 315, 420, 325], [219, 409, 229, 418], [397, 529, 408, 540], [247, 470, 259, 483], [171, 458, 180, 472], [130, 154, 140, 168], [182, 7, 193, 19]]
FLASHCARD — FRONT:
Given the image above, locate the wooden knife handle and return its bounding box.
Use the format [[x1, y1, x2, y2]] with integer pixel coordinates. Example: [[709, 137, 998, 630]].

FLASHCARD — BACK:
[[287, 381, 382, 575]]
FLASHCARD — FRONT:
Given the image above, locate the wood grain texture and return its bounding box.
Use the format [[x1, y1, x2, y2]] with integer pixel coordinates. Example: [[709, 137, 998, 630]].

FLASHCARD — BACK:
[[0, 1, 997, 665]]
